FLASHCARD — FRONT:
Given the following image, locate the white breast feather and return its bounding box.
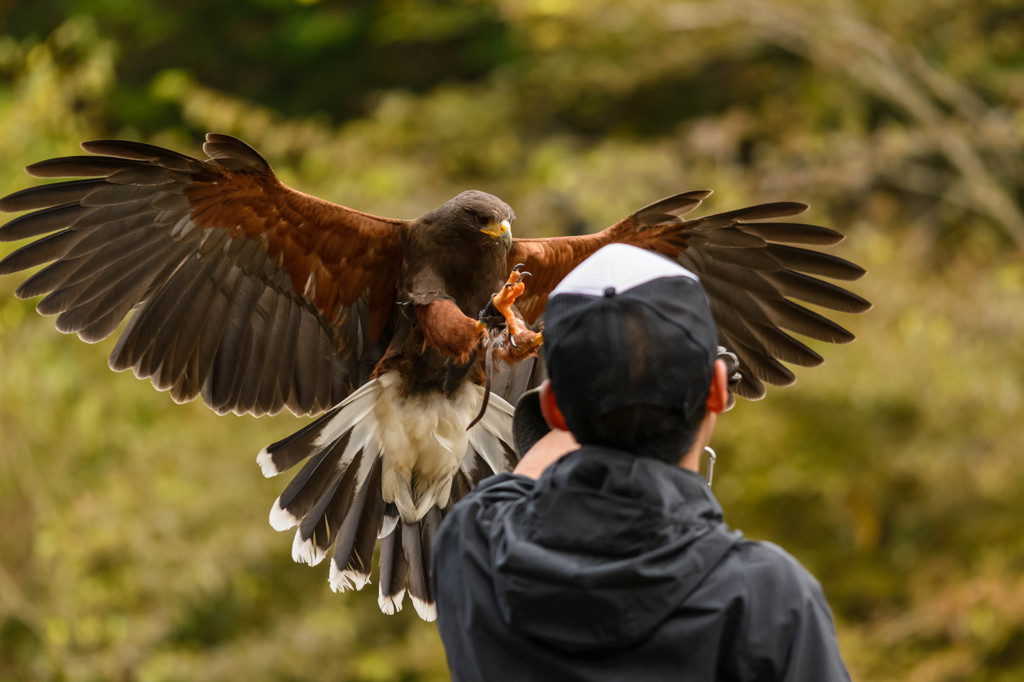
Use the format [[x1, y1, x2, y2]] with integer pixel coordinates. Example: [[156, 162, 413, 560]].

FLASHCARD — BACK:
[[376, 371, 480, 521]]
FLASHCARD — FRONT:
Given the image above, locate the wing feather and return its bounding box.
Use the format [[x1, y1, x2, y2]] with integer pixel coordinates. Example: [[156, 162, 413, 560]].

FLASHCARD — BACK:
[[38, 231, 169, 318], [508, 190, 870, 400], [58, 243, 194, 341], [0, 134, 408, 416], [236, 287, 282, 413], [149, 258, 229, 388]]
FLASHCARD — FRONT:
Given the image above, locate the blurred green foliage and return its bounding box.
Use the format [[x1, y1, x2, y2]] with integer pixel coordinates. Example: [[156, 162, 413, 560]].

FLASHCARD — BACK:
[[1, 1, 1023, 680]]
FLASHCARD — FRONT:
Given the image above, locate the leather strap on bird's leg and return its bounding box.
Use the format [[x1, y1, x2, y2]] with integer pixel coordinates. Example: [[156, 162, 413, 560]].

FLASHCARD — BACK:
[[465, 323, 543, 429], [466, 338, 498, 430]]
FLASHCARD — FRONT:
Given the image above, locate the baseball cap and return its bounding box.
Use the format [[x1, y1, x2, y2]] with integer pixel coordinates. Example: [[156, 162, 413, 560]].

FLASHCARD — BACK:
[[514, 244, 718, 456]]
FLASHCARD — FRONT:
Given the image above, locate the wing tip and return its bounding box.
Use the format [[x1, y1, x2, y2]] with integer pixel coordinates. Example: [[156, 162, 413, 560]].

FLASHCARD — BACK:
[[633, 190, 714, 223], [202, 134, 270, 172]]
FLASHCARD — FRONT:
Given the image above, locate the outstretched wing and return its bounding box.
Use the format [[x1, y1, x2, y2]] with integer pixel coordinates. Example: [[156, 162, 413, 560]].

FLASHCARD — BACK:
[[0, 134, 407, 417], [508, 190, 871, 401]]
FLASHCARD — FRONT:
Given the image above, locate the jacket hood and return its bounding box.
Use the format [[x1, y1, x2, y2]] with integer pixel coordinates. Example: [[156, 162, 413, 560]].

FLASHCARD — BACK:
[[489, 446, 737, 652]]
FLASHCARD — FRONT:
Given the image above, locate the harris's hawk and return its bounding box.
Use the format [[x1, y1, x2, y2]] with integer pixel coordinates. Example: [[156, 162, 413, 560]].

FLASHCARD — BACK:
[[0, 134, 870, 619]]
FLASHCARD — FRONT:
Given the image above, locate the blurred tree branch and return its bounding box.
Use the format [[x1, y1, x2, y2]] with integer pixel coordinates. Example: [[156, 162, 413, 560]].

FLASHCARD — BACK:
[[727, 0, 1024, 247]]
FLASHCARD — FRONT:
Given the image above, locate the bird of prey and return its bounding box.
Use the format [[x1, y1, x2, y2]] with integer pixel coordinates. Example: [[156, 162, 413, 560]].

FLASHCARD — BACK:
[[0, 134, 870, 620]]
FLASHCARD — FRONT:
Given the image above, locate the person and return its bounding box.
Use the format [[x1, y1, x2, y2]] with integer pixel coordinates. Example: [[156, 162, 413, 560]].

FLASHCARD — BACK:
[[430, 243, 850, 681]]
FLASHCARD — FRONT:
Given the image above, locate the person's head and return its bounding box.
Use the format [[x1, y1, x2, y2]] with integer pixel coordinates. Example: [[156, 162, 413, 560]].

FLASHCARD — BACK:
[[539, 244, 727, 464]]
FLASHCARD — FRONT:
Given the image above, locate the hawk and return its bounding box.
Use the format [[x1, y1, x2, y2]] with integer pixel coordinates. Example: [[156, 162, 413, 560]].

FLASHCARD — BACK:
[[0, 134, 870, 619]]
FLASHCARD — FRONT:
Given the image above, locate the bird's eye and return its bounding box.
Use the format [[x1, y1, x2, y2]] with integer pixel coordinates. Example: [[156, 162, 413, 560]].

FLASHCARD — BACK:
[[477, 213, 491, 226]]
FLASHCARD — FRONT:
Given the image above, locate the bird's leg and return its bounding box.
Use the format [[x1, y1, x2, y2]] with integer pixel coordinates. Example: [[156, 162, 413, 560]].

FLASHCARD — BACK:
[[476, 264, 544, 360], [492, 264, 529, 336], [498, 327, 544, 362], [475, 264, 529, 336]]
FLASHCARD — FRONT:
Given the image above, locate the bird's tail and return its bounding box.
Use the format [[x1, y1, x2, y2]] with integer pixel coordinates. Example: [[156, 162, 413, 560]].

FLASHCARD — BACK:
[[257, 371, 517, 620]]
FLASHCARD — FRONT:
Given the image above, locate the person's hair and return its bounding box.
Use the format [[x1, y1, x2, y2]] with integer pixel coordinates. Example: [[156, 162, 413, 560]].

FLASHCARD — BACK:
[[565, 398, 709, 464]]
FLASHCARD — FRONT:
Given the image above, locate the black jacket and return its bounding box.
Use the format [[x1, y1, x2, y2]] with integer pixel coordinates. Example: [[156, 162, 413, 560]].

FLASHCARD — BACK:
[[431, 446, 850, 681]]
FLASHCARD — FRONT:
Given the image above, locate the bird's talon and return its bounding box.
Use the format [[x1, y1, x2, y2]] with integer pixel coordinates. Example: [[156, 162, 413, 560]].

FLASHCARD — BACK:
[[488, 266, 534, 337], [500, 329, 543, 361]]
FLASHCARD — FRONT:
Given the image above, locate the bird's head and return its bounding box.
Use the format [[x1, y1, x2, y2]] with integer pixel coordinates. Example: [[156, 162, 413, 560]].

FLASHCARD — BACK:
[[435, 190, 515, 250]]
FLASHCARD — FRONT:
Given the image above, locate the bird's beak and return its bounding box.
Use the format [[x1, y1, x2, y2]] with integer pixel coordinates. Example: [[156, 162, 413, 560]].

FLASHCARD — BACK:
[[482, 219, 513, 249]]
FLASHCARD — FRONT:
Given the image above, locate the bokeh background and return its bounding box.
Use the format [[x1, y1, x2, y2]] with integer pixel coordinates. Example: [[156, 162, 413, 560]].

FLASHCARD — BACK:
[[1, 1, 1022, 680]]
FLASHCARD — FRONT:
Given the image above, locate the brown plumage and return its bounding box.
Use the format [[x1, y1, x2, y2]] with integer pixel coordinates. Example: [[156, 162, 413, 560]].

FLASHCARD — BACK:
[[0, 134, 870, 619]]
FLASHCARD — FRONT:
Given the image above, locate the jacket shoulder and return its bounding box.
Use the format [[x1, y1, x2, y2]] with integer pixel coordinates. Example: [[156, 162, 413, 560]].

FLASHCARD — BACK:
[[712, 540, 850, 681], [734, 540, 826, 599]]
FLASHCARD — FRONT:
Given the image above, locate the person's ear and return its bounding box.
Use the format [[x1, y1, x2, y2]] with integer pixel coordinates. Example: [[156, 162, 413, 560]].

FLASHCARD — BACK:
[[538, 379, 570, 431], [706, 359, 729, 416]]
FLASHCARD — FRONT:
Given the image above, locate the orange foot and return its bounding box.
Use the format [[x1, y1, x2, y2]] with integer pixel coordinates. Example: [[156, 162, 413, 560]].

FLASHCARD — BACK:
[[500, 328, 544, 362], [492, 263, 529, 335], [475, 264, 544, 357], [475, 266, 528, 333]]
